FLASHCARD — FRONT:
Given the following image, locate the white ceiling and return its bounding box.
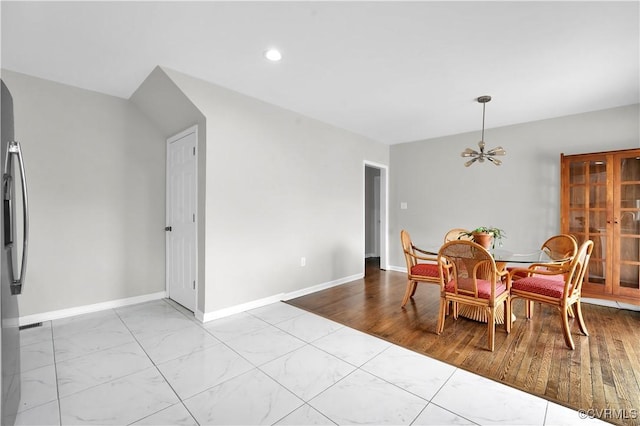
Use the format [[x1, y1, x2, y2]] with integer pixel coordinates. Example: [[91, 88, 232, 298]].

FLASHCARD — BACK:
[[1, 1, 638, 144]]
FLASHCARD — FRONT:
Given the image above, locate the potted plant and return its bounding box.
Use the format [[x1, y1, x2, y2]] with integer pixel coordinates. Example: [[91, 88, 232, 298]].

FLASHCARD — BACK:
[[459, 226, 506, 249]]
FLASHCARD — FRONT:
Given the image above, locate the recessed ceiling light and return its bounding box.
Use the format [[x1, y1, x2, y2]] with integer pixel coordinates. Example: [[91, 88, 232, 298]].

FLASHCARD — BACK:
[[264, 48, 282, 62]]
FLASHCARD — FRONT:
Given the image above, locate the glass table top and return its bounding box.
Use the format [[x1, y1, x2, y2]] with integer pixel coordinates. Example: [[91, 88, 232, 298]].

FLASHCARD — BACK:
[[417, 245, 571, 264]]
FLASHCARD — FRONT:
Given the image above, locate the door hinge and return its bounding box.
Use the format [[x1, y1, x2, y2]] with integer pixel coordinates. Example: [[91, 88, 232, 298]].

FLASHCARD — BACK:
[[193, 280, 196, 290], [193, 213, 195, 223], [193, 147, 196, 156]]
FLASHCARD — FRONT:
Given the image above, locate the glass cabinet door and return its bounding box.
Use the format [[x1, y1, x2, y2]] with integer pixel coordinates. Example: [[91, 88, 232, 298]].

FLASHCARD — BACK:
[[616, 154, 640, 295], [566, 157, 610, 290]]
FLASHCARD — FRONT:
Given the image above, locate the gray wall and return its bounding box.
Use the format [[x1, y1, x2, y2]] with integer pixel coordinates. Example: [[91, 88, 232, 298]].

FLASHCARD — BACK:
[[162, 68, 390, 314], [389, 104, 640, 270], [1, 70, 166, 316]]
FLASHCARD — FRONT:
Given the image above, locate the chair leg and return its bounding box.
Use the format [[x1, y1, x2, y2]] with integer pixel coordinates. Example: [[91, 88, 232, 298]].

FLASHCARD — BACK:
[[561, 306, 575, 350], [574, 300, 589, 337], [567, 304, 575, 318], [487, 308, 495, 352], [509, 298, 516, 323], [401, 281, 416, 307], [436, 297, 447, 334], [504, 299, 511, 334], [411, 283, 418, 296], [525, 300, 534, 319]]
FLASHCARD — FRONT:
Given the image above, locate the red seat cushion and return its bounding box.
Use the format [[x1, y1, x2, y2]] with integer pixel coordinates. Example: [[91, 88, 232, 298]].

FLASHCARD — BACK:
[[445, 278, 507, 299], [536, 273, 565, 281], [410, 263, 440, 278], [512, 276, 566, 298], [508, 266, 565, 281]]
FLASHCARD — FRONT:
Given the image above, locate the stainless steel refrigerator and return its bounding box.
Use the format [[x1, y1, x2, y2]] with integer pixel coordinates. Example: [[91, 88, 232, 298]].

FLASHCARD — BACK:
[[1, 79, 28, 426]]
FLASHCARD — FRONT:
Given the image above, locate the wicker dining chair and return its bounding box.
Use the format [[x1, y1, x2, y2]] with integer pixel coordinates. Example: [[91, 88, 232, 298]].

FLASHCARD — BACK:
[[508, 240, 594, 350], [510, 234, 578, 281], [542, 234, 579, 262], [400, 230, 440, 307], [444, 228, 473, 243], [437, 240, 511, 351]]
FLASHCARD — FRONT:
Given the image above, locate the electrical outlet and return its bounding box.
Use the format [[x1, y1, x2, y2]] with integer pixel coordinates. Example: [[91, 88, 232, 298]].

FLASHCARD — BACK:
[[300, 257, 306, 267]]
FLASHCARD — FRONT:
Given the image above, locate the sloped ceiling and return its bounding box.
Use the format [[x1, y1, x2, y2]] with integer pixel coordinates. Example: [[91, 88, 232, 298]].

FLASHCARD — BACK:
[[1, 1, 638, 144]]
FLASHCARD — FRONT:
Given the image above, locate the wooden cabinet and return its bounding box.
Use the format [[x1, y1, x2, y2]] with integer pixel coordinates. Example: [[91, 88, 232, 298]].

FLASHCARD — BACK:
[[561, 148, 640, 305]]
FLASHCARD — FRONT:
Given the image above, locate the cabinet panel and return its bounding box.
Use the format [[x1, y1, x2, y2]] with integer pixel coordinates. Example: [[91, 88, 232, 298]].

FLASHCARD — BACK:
[[589, 161, 607, 183], [619, 264, 639, 289], [590, 186, 607, 208], [620, 156, 640, 182], [615, 154, 640, 296]]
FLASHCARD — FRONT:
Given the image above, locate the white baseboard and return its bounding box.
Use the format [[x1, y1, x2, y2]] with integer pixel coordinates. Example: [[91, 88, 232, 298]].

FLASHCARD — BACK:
[[199, 293, 286, 323], [17, 270, 408, 327], [199, 273, 364, 323], [582, 298, 640, 311], [20, 277, 635, 328], [18, 291, 167, 326], [282, 273, 363, 301], [387, 265, 406, 273]]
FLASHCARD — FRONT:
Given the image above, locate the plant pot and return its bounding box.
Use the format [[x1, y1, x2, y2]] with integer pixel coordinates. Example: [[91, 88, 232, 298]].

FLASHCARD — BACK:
[[472, 232, 493, 249]]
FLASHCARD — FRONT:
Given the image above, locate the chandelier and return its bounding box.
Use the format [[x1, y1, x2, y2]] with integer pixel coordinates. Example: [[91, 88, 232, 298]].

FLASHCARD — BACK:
[[461, 95, 506, 167]]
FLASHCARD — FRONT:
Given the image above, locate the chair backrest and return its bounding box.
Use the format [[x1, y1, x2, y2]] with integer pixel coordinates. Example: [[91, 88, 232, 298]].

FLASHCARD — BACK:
[[438, 240, 500, 299], [564, 240, 594, 298], [400, 230, 417, 269], [542, 234, 578, 261], [444, 228, 473, 243]]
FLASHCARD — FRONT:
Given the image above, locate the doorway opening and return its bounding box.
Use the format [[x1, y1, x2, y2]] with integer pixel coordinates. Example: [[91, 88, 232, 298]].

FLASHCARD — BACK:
[[364, 162, 388, 275], [166, 126, 198, 313]]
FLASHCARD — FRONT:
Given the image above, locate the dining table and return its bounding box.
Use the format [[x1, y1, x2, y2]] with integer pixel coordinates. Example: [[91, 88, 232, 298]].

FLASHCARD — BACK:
[[417, 244, 572, 324]]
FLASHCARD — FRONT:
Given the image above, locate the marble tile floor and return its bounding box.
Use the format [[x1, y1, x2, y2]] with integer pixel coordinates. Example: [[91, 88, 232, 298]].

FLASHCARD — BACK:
[[14, 299, 607, 426]]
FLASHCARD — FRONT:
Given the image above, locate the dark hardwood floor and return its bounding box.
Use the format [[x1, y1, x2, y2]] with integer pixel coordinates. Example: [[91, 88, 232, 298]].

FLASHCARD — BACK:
[[287, 258, 640, 426]]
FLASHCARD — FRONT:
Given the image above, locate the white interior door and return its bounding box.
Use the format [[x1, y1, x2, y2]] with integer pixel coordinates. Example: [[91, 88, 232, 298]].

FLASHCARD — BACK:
[[166, 127, 197, 312]]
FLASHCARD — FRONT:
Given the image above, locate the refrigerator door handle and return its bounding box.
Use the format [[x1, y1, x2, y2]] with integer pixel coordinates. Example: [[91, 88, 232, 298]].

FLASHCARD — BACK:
[[3, 174, 14, 248], [6, 141, 28, 295]]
